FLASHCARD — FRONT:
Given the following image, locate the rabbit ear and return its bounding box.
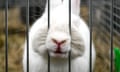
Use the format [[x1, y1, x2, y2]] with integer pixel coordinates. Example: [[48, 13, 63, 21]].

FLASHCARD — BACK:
[[45, 0, 63, 12], [63, 0, 80, 15], [71, 0, 80, 15]]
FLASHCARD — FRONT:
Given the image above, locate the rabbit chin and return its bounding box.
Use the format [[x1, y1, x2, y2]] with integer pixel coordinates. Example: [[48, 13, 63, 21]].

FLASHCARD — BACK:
[[48, 51, 69, 58]]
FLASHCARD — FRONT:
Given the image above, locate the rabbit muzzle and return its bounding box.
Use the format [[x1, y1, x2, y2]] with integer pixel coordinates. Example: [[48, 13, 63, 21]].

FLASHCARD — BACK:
[[46, 32, 71, 58]]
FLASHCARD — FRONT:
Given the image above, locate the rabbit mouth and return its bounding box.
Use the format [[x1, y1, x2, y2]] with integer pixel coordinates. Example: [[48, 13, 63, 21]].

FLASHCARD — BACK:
[[48, 50, 67, 54], [49, 50, 69, 58], [48, 50, 68, 58], [53, 47, 66, 54], [54, 50, 67, 54]]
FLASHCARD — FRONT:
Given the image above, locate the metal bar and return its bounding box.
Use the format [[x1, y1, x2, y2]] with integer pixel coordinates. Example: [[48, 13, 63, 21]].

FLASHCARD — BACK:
[[5, 0, 8, 72], [48, 0, 50, 72], [113, 21, 120, 30], [114, 5, 120, 12], [113, 13, 120, 21], [48, 0, 50, 28], [98, 4, 120, 16], [69, 0, 71, 72], [110, 0, 114, 72], [96, 9, 120, 35], [26, 0, 29, 72], [89, 0, 93, 72], [100, 17, 120, 37]]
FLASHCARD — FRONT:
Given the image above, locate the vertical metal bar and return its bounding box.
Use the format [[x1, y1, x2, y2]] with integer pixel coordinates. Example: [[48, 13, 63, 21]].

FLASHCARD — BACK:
[[89, 0, 92, 72], [26, 0, 29, 72], [48, 0, 50, 72], [5, 0, 8, 72], [48, 0, 50, 28], [110, 0, 114, 71], [68, 0, 71, 72]]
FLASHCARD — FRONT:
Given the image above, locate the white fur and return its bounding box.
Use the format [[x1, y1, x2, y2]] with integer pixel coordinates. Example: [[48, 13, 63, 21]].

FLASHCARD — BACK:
[[45, 0, 63, 14], [23, 0, 96, 72], [63, 0, 80, 15]]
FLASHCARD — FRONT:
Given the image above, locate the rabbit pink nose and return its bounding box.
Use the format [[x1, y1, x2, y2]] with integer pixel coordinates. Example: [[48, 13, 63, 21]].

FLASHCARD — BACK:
[[52, 39, 66, 46], [52, 39, 66, 52]]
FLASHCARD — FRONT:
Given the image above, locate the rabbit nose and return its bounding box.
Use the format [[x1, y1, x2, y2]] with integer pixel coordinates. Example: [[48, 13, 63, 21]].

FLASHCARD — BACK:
[[52, 39, 66, 53], [52, 38, 66, 46], [52, 38, 66, 53]]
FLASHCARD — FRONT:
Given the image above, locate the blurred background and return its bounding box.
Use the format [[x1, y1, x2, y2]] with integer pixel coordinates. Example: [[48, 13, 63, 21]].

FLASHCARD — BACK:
[[0, 0, 120, 72]]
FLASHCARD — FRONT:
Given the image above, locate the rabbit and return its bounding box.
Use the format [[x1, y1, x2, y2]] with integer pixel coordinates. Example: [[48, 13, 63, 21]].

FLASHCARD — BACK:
[[22, 0, 96, 72]]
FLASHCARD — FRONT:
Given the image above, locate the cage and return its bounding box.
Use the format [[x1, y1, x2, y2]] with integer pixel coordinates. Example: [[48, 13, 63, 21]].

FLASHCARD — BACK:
[[0, 0, 119, 72]]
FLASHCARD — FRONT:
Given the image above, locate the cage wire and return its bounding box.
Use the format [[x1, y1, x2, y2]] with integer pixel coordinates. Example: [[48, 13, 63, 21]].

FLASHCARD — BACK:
[[110, 0, 114, 72], [48, 0, 50, 72], [47, 0, 72, 72], [4, 0, 120, 72], [26, 0, 29, 72], [92, 0, 120, 72], [4, 0, 93, 72], [5, 0, 8, 71], [93, 0, 120, 48], [88, 0, 93, 71], [68, 0, 72, 72], [3, 0, 88, 35], [19, 0, 47, 25]]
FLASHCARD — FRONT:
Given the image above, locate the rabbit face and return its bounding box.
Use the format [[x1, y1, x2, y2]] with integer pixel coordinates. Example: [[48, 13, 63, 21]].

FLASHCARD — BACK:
[[46, 31, 71, 58], [45, 5, 85, 58], [45, 6, 72, 58], [31, 2, 85, 58]]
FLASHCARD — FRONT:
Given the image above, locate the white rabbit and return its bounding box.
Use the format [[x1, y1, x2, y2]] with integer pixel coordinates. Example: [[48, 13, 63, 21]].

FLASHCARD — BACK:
[[23, 0, 96, 72]]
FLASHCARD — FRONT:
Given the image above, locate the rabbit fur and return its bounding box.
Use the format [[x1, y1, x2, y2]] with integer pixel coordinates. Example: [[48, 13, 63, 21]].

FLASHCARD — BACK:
[[23, 0, 96, 72]]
